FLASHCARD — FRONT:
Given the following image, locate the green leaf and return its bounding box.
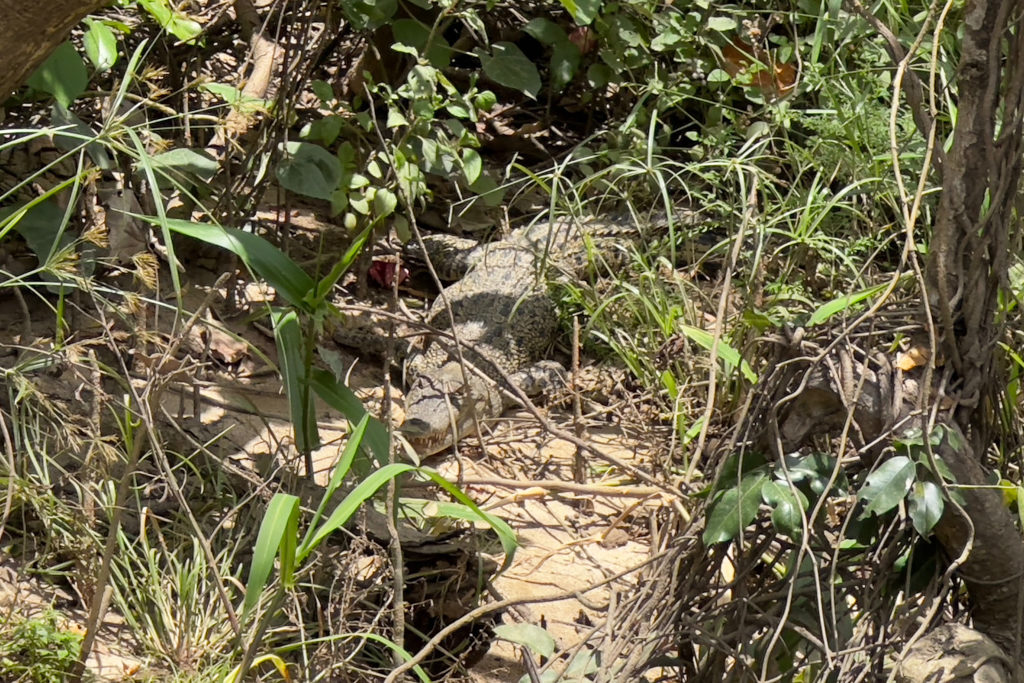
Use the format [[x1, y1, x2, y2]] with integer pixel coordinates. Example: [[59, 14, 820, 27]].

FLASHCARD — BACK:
[[199, 82, 271, 114], [564, 649, 600, 678], [309, 225, 372, 304], [244, 493, 299, 616], [300, 415, 370, 553], [550, 40, 582, 90], [311, 79, 334, 104], [2, 199, 74, 268], [762, 481, 806, 537], [392, 18, 452, 68], [781, 451, 839, 495], [679, 325, 757, 383], [807, 280, 897, 327], [83, 19, 119, 72], [706, 68, 731, 83], [339, 0, 397, 30], [480, 43, 542, 98], [276, 141, 343, 200], [150, 148, 219, 183], [557, 0, 601, 25], [138, 0, 203, 43], [461, 148, 482, 184], [524, 18, 568, 46], [27, 42, 88, 108], [161, 219, 314, 309], [301, 464, 417, 556], [908, 481, 943, 537], [474, 90, 497, 112], [373, 188, 398, 217], [859, 456, 916, 517], [707, 16, 738, 32], [703, 471, 768, 544], [417, 469, 518, 566], [310, 368, 390, 463], [493, 623, 555, 658], [271, 309, 319, 455]]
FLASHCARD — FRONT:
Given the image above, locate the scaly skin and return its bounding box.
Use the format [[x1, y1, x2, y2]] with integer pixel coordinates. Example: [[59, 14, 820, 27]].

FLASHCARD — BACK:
[[400, 213, 673, 455]]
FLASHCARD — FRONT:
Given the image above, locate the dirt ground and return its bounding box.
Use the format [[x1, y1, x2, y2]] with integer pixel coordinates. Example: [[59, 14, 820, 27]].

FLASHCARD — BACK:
[[0, 282, 670, 681]]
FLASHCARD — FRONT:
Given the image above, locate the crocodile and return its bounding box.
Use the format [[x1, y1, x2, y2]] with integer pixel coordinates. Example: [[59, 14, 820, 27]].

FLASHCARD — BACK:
[[398, 210, 680, 456]]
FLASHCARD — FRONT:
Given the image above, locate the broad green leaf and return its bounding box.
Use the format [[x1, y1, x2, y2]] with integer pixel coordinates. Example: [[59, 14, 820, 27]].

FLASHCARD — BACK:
[[807, 280, 893, 327], [480, 43, 542, 99], [150, 148, 218, 183], [138, 0, 203, 43], [339, 0, 398, 30], [392, 18, 452, 67], [417, 469, 518, 566], [373, 188, 398, 217], [524, 18, 567, 46], [474, 90, 497, 112], [301, 463, 417, 556], [311, 79, 334, 104], [302, 115, 344, 145], [277, 141, 343, 200], [564, 649, 600, 678], [271, 309, 319, 456], [2, 199, 74, 267], [707, 16, 738, 31], [51, 104, 112, 170], [557, 0, 601, 25], [859, 456, 915, 517], [781, 451, 839, 494], [908, 480, 943, 537], [244, 493, 299, 615], [551, 40, 582, 90], [199, 82, 271, 114], [703, 471, 768, 544], [161, 219, 314, 309], [462, 148, 482, 184], [27, 42, 88, 108], [83, 19, 118, 72], [679, 325, 757, 383], [706, 68, 731, 83], [310, 368, 390, 463], [762, 481, 806, 537], [493, 623, 555, 658]]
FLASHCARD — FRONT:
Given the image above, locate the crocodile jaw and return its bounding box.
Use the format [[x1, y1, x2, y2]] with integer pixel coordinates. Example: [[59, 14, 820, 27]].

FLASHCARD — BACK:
[[400, 363, 502, 456]]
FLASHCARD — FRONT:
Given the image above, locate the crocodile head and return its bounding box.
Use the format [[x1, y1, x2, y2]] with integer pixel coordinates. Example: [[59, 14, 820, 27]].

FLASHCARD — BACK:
[[400, 362, 503, 456]]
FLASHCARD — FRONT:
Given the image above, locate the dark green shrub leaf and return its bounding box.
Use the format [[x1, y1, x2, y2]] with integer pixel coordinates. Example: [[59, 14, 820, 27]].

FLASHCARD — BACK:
[[762, 480, 807, 537], [558, 0, 601, 25], [277, 141, 343, 200], [524, 18, 568, 46], [859, 456, 915, 517], [703, 471, 768, 544], [551, 40, 582, 90], [908, 481, 943, 537], [480, 43, 541, 99], [27, 42, 88, 108], [339, 0, 397, 30]]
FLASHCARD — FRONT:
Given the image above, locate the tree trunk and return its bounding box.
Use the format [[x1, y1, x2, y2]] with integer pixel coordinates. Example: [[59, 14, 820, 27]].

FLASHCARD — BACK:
[[0, 0, 107, 101]]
